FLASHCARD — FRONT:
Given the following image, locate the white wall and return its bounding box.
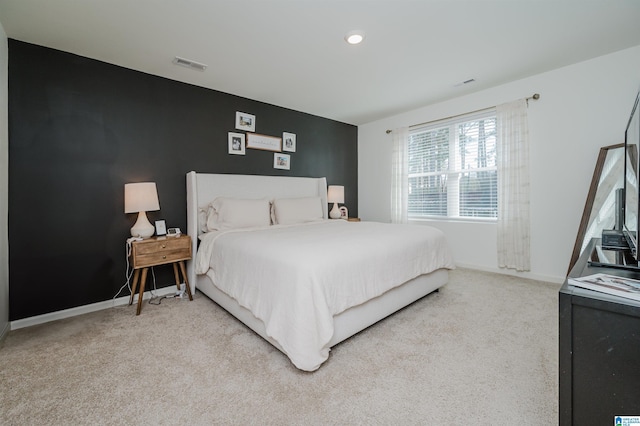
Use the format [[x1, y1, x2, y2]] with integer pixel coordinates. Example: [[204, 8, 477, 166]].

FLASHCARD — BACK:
[[0, 22, 9, 340], [359, 45, 640, 283]]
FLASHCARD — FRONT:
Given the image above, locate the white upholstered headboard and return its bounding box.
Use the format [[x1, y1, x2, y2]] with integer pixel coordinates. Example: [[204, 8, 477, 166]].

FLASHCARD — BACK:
[[185, 171, 328, 288]]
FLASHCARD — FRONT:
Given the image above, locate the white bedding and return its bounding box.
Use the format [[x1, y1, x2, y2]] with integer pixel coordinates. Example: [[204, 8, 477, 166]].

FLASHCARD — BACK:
[[195, 220, 455, 371]]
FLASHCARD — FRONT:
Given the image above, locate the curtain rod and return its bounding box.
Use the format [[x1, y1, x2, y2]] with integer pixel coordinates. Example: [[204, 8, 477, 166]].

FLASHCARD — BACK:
[[385, 93, 540, 134]]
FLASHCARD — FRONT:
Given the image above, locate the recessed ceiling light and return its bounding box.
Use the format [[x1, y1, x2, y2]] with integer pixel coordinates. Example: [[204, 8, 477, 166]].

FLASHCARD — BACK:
[[345, 31, 365, 45]]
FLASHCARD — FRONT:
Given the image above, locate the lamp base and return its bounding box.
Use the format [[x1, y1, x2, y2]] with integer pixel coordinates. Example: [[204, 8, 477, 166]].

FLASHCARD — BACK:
[[329, 202, 342, 219], [130, 211, 155, 239]]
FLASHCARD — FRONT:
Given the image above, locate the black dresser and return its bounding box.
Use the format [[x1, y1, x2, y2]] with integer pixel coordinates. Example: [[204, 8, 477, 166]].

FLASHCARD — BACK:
[[560, 238, 640, 424]]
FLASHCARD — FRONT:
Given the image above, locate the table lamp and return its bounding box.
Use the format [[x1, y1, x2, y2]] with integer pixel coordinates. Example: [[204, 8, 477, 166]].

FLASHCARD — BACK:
[[124, 182, 160, 238], [327, 185, 344, 219]]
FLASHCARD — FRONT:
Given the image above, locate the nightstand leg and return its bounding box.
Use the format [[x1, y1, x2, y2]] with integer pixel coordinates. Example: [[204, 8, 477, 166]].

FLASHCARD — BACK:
[[178, 261, 193, 301], [129, 269, 140, 306], [136, 268, 148, 316], [172, 263, 181, 291]]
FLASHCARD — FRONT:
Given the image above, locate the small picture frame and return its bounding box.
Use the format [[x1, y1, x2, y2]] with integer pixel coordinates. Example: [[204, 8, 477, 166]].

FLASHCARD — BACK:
[[283, 132, 296, 152], [235, 111, 256, 132], [155, 220, 167, 236], [274, 153, 291, 170], [247, 133, 282, 152], [228, 132, 246, 155]]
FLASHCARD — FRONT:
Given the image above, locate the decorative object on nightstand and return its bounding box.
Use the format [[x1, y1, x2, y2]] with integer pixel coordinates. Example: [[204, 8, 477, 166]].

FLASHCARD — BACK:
[[124, 182, 160, 239], [339, 206, 349, 219], [155, 220, 167, 236], [128, 234, 193, 315], [167, 227, 181, 236], [328, 185, 344, 219]]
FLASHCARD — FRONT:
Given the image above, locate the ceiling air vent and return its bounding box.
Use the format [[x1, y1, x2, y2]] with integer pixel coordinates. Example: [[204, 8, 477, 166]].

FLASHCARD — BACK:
[[454, 78, 476, 87], [172, 56, 207, 71]]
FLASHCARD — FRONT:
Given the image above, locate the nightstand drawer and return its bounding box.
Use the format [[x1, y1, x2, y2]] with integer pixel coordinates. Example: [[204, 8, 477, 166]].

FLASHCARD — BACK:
[[130, 236, 191, 268], [133, 237, 189, 254], [133, 248, 190, 268]]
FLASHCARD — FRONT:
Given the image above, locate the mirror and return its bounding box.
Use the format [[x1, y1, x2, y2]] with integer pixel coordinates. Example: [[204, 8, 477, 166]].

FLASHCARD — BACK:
[[568, 143, 625, 273]]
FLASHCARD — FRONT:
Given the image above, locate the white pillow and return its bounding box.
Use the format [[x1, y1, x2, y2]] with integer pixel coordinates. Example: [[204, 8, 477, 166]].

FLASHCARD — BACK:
[[198, 207, 210, 234], [206, 197, 271, 231], [273, 197, 324, 225]]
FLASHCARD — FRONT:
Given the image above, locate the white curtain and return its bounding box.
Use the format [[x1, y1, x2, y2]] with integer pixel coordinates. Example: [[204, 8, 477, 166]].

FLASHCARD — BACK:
[[496, 99, 531, 271], [391, 127, 409, 223]]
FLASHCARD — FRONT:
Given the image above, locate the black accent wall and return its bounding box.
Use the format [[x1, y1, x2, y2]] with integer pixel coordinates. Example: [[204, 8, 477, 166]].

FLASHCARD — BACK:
[[8, 40, 357, 321]]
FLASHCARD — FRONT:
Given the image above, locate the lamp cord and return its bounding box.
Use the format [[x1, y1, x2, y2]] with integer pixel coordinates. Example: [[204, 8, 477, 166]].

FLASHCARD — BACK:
[[112, 241, 135, 302], [112, 240, 169, 306]]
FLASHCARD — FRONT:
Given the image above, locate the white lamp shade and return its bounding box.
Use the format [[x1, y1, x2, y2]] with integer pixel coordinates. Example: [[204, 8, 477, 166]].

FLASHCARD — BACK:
[[124, 182, 160, 213], [125, 182, 160, 239], [327, 185, 344, 204]]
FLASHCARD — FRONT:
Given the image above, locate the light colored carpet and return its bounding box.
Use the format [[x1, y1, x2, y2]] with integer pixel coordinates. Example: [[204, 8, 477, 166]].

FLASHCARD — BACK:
[[0, 268, 559, 425]]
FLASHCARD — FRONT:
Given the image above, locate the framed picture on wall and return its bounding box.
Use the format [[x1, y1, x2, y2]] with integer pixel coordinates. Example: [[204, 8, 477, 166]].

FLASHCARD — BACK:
[[247, 133, 282, 152], [283, 132, 296, 152], [235, 111, 256, 132], [274, 153, 290, 170], [228, 132, 246, 155]]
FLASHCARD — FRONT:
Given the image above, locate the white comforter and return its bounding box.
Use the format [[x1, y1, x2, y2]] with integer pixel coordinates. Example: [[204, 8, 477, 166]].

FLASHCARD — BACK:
[[195, 220, 455, 371]]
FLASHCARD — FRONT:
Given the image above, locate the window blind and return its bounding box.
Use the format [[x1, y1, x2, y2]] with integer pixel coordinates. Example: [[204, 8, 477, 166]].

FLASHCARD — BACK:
[[408, 108, 497, 219]]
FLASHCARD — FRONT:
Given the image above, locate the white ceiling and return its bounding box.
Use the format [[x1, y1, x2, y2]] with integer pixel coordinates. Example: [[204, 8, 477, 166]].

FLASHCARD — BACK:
[[1, 0, 640, 125]]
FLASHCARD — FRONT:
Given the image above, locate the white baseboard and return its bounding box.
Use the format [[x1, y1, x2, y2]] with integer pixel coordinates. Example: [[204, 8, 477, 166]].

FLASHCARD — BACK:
[[0, 320, 9, 344], [454, 262, 565, 284], [9, 264, 562, 331], [10, 286, 177, 331]]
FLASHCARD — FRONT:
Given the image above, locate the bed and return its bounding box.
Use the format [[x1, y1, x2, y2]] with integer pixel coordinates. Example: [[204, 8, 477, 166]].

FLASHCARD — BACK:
[[186, 172, 455, 371]]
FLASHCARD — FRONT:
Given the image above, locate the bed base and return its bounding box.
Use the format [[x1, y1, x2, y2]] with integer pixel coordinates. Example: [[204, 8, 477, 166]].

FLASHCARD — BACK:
[[195, 268, 448, 353]]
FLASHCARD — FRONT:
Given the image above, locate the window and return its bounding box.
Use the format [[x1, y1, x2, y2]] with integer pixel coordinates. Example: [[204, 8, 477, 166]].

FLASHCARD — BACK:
[[407, 109, 497, 220]]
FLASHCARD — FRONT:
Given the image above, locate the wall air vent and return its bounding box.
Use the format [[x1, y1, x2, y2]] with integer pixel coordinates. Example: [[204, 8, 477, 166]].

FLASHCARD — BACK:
[[172, 56, 207, 71]]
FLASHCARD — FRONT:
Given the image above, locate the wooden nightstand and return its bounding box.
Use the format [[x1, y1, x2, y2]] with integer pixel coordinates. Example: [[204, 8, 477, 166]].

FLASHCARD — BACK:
[[347, 217, 361, 222], [128, 234, 193, 315]]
